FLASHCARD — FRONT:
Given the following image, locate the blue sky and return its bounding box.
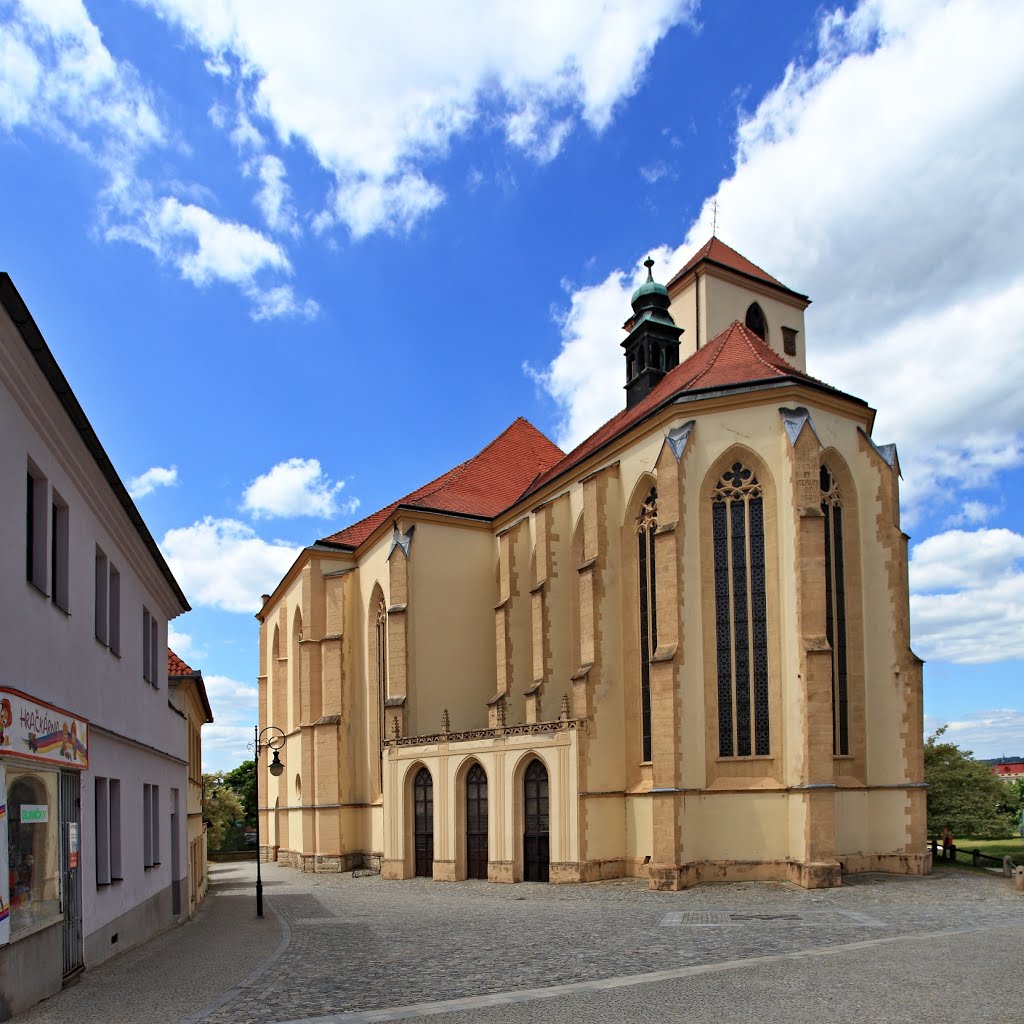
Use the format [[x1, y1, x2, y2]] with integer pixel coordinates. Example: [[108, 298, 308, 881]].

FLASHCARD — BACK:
[[2, 0, 1022, 771]]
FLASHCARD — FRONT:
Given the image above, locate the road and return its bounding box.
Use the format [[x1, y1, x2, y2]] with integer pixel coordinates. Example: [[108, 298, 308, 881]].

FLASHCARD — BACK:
[[17, 860, 1024, 1023]]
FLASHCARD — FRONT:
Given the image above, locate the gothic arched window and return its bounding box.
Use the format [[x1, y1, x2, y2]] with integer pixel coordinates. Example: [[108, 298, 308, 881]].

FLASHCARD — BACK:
[[637, 487, 658, 762], [376, 595, 388, 786], [745, 302, 767, 341], [821, 466, 849, 756], [712, 462, 769, 757]]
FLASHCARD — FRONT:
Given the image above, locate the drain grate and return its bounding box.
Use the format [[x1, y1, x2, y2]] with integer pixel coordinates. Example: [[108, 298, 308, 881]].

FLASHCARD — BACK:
[[660, 908, 886, 928]]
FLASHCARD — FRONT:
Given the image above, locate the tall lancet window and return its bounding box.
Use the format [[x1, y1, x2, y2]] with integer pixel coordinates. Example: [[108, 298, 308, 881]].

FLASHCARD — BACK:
[[637, 487, 658, 762], [821, 466, 849, 756], [712, 462, 770, 757], [376, 595, 388, 786]]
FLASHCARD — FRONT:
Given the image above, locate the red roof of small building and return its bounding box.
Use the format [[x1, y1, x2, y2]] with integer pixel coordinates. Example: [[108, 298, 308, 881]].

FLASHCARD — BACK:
[[666, 236, 807, 300], [167, 648, 214, 723], [167, 648, 194, 676], [526, 320, 838, 496], [319, 417, 565, 549]]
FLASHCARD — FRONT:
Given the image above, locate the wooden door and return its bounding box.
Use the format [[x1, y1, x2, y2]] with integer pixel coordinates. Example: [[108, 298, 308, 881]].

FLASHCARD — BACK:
[[465, 763, 488, 880], [523, 760, 549, 883], [413, 767, 433, 877]]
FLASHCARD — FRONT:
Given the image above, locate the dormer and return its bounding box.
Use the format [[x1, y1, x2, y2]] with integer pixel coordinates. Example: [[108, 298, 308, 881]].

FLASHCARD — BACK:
[[662, 237, 811, 372]]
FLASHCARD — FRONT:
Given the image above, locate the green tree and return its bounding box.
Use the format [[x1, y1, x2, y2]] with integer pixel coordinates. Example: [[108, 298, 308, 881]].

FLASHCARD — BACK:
[[924, 727, 1017, 839], [202, 773, 245, 851], [222, 759, 256, 828]]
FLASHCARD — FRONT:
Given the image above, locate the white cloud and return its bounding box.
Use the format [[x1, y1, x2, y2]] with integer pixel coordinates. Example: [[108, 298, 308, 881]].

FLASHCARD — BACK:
[[144, 196, 290, 285], [160, 516, 301, 613], [249, 285, 318, 323], [242, 458, 358, 520], [944, 500, 999, 529], [127, 464, 178, 498], [1, 1, 313, 319], [935, 709, 1024, 761], [0, 0, 164, 152], [252, 154, 299, 236], [167, 627, 207, 664], [909, 528, 1024, 663], [200, 674, 259, 770], [136, 0, 698, 236], [532, 0, 1024, 503]]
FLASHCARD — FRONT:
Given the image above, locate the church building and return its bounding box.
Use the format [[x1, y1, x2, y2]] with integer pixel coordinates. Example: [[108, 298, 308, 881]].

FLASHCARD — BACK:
[[256, 238, 928, 890]]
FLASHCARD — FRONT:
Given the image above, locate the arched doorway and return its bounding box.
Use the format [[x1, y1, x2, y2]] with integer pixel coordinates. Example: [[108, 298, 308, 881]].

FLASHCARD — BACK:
[[413, 767, 434, 877], [523, 759, 549, 882], [465, 763, 488, 880]]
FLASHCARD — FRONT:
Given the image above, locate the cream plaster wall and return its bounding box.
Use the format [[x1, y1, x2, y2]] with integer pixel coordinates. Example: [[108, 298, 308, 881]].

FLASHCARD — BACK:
[[407, 521, 494, 734]]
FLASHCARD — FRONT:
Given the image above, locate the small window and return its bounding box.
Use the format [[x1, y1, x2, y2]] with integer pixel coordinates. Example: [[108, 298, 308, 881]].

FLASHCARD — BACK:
[[151, 785, 160, 865], [95, 777, 110, 886], [109, 566, 121, 655], [26, 465, 47, 591], [95, 549, 109, 644], [745, 302, 767, 341], [50, 491, 69, 611], [109, 778, 122, 880], [782, 327, 798, 357], [143, 783, 153, 867], [150, 614, 158, 685], [143, 608, 152, 682]]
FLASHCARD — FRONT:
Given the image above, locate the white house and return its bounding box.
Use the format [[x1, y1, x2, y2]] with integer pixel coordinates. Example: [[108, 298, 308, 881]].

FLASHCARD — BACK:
[[0, 274, 191, 1018]]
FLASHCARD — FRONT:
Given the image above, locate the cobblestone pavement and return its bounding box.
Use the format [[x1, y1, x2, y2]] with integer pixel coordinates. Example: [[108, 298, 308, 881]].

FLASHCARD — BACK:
[[17, 861, 1024, 1023]]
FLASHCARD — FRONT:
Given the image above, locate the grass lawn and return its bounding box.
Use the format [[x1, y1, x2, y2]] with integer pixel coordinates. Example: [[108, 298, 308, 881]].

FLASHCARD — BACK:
[[953, 837, 1024, 860]]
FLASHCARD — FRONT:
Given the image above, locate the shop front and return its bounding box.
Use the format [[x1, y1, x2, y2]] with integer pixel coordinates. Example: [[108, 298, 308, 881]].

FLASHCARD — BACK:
[[0, 687, 86, 1019]]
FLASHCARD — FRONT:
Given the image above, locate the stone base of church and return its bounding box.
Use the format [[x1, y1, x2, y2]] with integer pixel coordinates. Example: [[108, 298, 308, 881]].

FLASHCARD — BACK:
[[647, 858, 843, 891], [272, 848, 376, 873], [839, 852, 931, 877]]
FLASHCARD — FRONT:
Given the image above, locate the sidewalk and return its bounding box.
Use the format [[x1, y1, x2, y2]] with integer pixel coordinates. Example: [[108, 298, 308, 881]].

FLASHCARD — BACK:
[[15, 862, 281, 1024]]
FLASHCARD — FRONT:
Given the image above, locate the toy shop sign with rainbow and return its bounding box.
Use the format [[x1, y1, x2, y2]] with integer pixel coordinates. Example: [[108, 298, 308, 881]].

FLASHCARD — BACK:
[[0, 687, 88, 770]]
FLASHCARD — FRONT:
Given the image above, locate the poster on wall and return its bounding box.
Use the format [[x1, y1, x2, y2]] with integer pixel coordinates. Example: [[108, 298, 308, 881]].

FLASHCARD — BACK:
[[0, 687, 88, 769], [1, 768, 9, 946]]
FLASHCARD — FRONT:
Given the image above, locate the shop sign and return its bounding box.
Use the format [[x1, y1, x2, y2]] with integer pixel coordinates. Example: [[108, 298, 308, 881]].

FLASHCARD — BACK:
[[20, 803, 48, 823], [0, 687, 88, 769], [69, 821, 79, 869]]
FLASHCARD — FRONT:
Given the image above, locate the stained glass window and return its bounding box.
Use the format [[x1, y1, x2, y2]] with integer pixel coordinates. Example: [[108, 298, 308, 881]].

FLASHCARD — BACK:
[[637, 488, 658, 762], [712, 462, 770, 757], [821, 466, 849, 756]]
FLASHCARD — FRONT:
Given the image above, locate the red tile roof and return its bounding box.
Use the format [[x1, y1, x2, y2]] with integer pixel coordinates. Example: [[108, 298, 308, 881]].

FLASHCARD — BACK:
[[666, 237, 807, 299], [319, 417, 565, 549], [527, 321, 839, 496], [167, 648, 194, 676], [167, 648, 214, 723]]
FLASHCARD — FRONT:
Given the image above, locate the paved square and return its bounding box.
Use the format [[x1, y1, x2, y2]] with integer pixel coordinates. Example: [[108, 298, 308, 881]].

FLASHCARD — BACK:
[[15, 861, 1024, 1024]]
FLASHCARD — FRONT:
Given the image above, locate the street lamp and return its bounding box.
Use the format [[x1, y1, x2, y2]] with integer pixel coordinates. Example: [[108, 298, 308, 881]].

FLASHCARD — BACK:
[[251, 725, 286, 918]]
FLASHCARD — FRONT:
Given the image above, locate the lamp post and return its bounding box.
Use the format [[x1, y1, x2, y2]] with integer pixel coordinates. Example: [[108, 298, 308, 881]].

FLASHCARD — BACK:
[[251, 725, 285, 918]]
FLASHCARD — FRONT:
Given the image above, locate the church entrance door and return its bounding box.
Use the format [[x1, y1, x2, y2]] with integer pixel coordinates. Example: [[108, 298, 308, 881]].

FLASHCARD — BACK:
[[523, 759, 549, 882], [465, 763, 488, 880], [413, 767, 433, 877]]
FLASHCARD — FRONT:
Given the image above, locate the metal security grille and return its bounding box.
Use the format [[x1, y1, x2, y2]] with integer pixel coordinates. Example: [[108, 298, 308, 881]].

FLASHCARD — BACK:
[[637, 488, 658, 763], [413, 768, 433, 877], [821, 466, 849, 755], [523, 759, 549, 882], [465, 763, 488, 880], [712, 463, 770, 757], [59, 770, 83, 976]]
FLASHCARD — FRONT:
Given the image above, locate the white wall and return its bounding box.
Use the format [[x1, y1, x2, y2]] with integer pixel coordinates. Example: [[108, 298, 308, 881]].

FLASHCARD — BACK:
[[0, 295, 189, 959]]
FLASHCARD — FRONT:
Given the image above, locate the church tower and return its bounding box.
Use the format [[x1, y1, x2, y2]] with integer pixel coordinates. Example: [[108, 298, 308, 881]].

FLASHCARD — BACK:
[[622, 258, 683, 409]]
